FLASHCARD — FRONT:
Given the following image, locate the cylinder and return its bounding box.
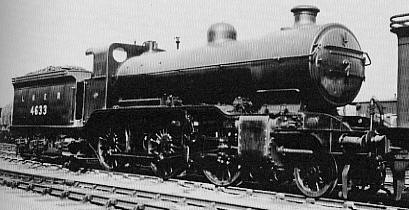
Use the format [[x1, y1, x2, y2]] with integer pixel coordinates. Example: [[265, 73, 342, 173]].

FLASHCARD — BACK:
[[391, 14, 409, 127]]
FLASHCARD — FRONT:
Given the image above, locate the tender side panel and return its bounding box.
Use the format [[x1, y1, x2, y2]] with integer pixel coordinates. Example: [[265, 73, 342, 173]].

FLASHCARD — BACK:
[[12, 77, 77, 126]]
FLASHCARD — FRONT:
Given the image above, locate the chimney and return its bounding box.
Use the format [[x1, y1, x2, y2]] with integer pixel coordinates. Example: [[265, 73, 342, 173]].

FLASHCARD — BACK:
[[291, 5, 320, 27], [391, 13, 409, 127]]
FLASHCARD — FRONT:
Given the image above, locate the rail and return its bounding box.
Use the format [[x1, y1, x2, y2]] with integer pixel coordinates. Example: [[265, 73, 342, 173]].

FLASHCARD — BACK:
[[0, 155, 408, 209]]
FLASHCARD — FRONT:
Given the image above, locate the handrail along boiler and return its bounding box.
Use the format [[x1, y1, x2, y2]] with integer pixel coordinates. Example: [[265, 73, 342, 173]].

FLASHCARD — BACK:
[[10, 5, 406, 198]]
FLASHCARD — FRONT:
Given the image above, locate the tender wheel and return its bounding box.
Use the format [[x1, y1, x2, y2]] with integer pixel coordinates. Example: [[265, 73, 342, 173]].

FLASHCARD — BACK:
[[294, 153, 338, 197], [150, 130, 185, 180], [96, 127, 126, 170], [202, 151, 242, 186]]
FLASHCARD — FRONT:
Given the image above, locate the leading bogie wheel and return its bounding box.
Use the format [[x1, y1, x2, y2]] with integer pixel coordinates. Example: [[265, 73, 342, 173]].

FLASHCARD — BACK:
[[293, 153, 338, 197], [202, 151, 242, 186]]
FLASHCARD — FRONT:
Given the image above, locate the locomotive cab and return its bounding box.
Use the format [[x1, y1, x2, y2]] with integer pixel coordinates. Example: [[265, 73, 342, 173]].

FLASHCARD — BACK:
[[83, 43, 148, 121]]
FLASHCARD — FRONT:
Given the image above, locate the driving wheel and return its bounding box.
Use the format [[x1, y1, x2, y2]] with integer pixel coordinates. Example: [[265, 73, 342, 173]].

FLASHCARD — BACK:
[[294, 153, 338, 197], [150, 130, 185, 180], [97, 127, 126, 170]]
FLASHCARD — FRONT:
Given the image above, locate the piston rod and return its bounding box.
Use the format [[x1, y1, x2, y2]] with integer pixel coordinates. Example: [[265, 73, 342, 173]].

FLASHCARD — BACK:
[[276, 146, 314, 154]]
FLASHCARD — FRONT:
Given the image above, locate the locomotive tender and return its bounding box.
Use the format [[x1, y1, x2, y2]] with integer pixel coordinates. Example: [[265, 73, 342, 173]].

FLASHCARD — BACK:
[[11, 5, 404, 198]]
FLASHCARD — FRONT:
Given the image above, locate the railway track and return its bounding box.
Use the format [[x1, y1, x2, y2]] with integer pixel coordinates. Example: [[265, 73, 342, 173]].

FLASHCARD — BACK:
[[2, 142, 408, 187], [0, 152, 408, 210]]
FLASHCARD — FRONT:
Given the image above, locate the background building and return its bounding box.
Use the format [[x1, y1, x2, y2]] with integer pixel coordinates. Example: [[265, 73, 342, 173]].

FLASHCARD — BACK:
[[338, 99, 397, 127]]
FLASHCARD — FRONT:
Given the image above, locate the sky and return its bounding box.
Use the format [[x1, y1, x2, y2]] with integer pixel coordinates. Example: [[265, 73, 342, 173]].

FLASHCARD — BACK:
[[0, 0, 407, 107]]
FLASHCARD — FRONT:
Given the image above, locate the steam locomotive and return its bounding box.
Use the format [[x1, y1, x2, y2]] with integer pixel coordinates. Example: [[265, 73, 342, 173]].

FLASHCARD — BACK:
[[10, 5, 408, 198]]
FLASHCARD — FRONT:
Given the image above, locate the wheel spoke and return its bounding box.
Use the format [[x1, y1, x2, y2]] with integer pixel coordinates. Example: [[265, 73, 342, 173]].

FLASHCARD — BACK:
[[96, 127, 126, 170], [227, 168, 232, 180], [150, 130, 185, 180], [314, 182, 320, 191], [115, 145, 123, 152]]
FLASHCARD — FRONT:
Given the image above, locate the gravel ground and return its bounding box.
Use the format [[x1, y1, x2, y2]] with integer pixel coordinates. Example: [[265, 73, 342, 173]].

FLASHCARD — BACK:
[[0, 185, 104, 210]]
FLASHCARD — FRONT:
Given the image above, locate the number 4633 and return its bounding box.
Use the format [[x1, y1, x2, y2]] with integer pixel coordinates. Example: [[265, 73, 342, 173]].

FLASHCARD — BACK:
[[30, 105, 48, 115]]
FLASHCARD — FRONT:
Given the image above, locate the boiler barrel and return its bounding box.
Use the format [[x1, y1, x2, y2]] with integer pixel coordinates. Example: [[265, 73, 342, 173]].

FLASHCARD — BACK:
[[115, 6, 366, 111]]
